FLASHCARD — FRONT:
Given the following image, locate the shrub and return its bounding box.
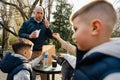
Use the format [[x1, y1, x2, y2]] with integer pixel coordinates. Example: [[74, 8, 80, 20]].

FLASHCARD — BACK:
[[9, 35, 17, 45]]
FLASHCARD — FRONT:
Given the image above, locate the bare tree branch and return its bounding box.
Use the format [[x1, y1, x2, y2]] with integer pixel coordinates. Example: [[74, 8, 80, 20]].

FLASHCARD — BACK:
[[0, 0, 28, 20], [0, 21, 18, 37], [17, 0, 23, 8], [48, 0, 53, 21], [40, 0, 43, 6], [28, 0, 39, 18]]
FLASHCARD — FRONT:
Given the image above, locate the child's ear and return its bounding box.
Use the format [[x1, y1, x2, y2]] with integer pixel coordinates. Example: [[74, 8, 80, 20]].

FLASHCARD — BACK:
[[91, 19, 102, 35], [22, 50, 27, 57]]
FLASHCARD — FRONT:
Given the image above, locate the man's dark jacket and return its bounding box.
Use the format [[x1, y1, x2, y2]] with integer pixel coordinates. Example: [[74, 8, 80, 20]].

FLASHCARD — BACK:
[[18, 17, 53, 51]]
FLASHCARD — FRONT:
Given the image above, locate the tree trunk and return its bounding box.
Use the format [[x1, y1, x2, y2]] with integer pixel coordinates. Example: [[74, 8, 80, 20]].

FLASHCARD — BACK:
[[2, 21, 9, 50]]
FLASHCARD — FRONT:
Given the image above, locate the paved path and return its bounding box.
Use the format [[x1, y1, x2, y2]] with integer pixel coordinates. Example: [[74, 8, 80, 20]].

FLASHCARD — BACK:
[[36, 73, 62, 80], [0, 71, 62, 80], [0, 71, 7, 80]]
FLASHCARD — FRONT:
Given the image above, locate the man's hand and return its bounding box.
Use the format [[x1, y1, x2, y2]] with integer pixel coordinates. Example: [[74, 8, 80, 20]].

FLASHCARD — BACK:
[[29, 31, 38, 38], [52, 33, 60, 39], [44, 19, 49, 28]]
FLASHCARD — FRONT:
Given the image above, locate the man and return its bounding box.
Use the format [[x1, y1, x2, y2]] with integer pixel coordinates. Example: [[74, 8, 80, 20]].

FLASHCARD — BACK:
[[18, 6, 53, 80]]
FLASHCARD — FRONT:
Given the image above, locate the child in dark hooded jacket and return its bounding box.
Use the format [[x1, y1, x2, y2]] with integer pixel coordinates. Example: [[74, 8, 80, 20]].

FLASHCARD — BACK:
[[0, 38, 44, 80]]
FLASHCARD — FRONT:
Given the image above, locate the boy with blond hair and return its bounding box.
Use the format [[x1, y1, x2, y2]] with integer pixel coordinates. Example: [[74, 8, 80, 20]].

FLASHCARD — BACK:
[[0, 38, 44, 80], [70, 0, 120, 80]]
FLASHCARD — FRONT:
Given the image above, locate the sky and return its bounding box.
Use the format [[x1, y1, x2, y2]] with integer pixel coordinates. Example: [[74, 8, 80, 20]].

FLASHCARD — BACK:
[[67, 0, 120, 12]]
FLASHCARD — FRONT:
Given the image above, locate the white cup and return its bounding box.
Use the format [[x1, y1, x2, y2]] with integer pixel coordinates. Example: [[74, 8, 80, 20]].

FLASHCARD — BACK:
[[35, 29, 41, 38]]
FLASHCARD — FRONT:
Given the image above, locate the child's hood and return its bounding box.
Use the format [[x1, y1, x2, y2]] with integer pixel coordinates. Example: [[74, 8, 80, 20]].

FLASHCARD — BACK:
[[84, 38, 120, 59], [0, 52, 28, 73]]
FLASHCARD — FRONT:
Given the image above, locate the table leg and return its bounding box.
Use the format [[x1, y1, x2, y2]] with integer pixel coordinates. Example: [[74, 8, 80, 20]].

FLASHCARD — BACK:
[[52, 74, 55, 80], [47, 74, 50, 80]]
